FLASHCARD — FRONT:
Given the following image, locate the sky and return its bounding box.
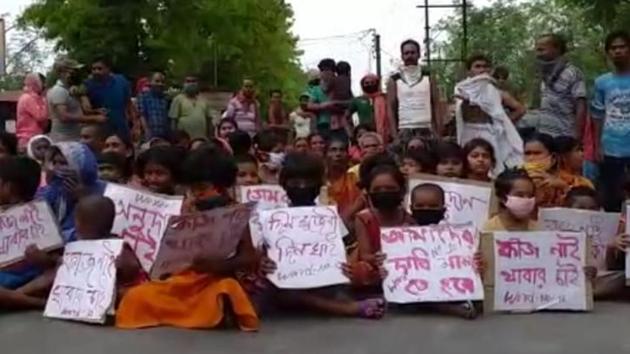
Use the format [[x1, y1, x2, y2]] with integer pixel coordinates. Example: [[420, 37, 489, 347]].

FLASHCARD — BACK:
[[5, 0, 492, 89]]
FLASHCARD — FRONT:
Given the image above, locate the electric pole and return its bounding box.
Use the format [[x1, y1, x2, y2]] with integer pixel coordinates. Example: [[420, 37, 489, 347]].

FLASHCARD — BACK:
[[373, 32, 382, 78]]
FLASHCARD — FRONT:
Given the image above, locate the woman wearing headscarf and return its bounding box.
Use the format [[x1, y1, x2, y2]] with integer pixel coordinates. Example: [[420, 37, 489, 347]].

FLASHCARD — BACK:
[[26, 134, 53, 187], [16, 73, 48, 151], [344, 74, 390, 143], [37, 142, 106, 242]]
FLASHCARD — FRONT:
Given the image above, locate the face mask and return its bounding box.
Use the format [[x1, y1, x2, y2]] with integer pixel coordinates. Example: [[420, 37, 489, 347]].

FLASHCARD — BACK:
[[363, 84, 379, 94], [195, 195, 230, 211], [505, 196, 536, 219], [268, 152, 286, 166], [524, 156, 553, 174], [412, 208, 445, 226], [285, 186, 320, 206], [151, 85, 165, 95], [369, 191, 403, 211], [183, 83, 199, 95]]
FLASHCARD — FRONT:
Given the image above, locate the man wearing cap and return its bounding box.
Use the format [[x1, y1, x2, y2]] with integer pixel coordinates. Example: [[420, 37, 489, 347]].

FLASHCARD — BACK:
[[84, 55, 134, 141], [47, 57, 107, 142]]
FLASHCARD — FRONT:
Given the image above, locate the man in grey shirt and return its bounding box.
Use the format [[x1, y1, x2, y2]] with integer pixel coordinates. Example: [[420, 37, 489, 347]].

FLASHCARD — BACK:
[[534, 33, 588, 138], [48, 56, 106, 142]]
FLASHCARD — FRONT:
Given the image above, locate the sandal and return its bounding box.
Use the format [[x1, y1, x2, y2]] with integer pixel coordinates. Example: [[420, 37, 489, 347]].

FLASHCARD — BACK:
[[358, 298, 386, 320]]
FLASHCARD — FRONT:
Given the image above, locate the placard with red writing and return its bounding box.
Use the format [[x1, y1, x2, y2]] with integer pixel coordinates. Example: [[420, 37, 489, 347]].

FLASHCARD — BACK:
[[0, 201, 64, 267], [104, 184, 183, 273], [150, 203, 254, 280], [260, 206, 349, 289], [380, 223, 483, 303], [240, 185, 290, 249], [491, 231, 590, 312], [408, 176, 492, 230], [539, 208, 619, 271], [44, 239, 124, 324]]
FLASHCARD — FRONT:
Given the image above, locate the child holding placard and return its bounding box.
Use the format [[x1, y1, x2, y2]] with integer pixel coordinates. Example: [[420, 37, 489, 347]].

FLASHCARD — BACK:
[[0, 157, 55, 310], [483, 168, 537, 232], [116, 147, 260, 331], [433, 141, 465, 178], [235, 154, 261, 187], [260, 152, 386, 319]]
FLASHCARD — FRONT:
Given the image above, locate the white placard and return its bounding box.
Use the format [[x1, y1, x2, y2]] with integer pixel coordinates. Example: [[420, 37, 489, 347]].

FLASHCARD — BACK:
[[0, 201, 64, 267], [408, 178, 492, 230], [239, 185, 290, 249], [44, 239, 124, 324], [381, 223, 483, 303], [104, 183, 183, 272], [150, 203, 253, 280], [625, 202, 630, 282], [492, 231, 589, 311], [260, 206, 349, 289], [538, 208, 619, 270]]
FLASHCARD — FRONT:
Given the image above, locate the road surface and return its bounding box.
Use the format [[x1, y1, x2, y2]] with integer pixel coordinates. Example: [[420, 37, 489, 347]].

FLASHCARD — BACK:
[[2, 302, 630, 354]]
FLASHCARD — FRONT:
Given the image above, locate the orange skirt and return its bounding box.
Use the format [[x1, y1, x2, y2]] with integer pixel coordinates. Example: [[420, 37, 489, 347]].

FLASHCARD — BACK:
[[116, 271, 259, 331]]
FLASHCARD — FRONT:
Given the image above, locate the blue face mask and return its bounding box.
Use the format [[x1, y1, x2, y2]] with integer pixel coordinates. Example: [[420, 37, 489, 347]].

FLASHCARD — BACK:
[[183, 83, 199, 95]]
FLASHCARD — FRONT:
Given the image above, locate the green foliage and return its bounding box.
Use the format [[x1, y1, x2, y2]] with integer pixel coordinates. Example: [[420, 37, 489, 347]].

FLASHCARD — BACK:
[[19, 0, 305, 110], [431, 0, 608, 101]]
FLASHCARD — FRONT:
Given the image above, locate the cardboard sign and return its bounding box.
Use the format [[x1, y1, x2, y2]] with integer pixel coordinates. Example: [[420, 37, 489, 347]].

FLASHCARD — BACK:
[[408, 174, 494, 230], [538, 208, 619, 270], [104, 184, 183, 273], [260, 206, 349, 289], [44, 239, 124, 324], [0, 201, 63, 267], [481, 231, 592, 312], [151, 203, 254, 280], [381, 223, 484, 303]]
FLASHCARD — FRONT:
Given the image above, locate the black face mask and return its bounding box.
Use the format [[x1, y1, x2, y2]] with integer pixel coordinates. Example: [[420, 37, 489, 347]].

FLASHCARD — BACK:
[[363, 84, 379, 94], [412, 208, 445, 226], [195, 195, 231, 211], [369, 191, 403, 211], [286, 186, 320, 207]]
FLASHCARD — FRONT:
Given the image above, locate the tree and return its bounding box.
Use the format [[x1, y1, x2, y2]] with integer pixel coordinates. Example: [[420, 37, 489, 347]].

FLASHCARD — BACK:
[[430, 0, 608, 102], [19, 0, 305, 108]]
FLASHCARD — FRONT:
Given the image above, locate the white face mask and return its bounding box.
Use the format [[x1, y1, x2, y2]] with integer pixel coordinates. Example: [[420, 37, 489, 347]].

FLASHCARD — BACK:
[[505, 196, 536, 219]]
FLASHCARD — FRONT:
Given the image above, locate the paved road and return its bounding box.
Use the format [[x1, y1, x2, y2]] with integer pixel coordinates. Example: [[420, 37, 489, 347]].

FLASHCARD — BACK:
[[3, 302, 630, 354]]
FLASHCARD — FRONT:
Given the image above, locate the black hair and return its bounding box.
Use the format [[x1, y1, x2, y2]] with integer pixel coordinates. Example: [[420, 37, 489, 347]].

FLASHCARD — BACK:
[[218, 118, 238, 132], [433, 141, 464, 164], [539, 33, 568, 54], [403, 148, 436, 173], [493, 66, 510, 80], [106, 133, 133, 151], [328, 136, 349, 150], [352, 123, 375, 144], [269, 89, 282, 96], [183, 147, 237, 189], [365, 164, 407, 194], [254, 129, 282, 153], [554, 136, 580, 155], [92, 55, 113, 68], [466, 54, 491, 70], [0, 133, 17, 156], [400, 39, 421, 53], [98, 151, 129, 177], [76, 195, 116, 237], [336, 61, 351, 76], [0, 156, 41, 202], [308, 132, 327, 145], [359, 152, 399, 189], [81, 123, 107, 140], [279, 152, 325, 187], [565, 186, 600, 208], [135, 146, 184, 182], [227, 130, 252, 156], [411, 183, 445, 205], [525, 132, 556, 154], [318, 58, 336, 72], [605, 30, 630, 52], [494, 168, 534, 201], [173, 129, 191, 144], [463, 138, 496, 168], [234, 153, 258, 166]]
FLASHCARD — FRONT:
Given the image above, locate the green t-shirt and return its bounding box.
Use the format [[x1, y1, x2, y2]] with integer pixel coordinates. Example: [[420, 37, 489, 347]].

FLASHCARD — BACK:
[[168, 94, 211, 139], [308, 85, 331, 128], [349, 96, 375, 127]]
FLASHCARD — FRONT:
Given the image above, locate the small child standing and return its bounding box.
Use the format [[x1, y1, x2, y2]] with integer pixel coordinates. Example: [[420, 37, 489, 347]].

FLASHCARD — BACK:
[[483, 168, 537, 232], [234, 154, 261, 187]]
